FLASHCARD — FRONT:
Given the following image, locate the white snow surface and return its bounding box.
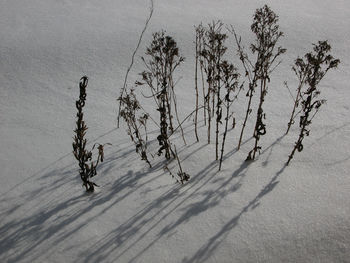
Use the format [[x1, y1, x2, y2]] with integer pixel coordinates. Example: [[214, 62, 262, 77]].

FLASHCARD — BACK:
[[1, 0, 350, 262]]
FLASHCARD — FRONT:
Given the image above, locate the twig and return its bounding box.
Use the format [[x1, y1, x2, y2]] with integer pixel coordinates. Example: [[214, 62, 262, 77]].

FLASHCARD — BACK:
[[117, 0, 154, 128]]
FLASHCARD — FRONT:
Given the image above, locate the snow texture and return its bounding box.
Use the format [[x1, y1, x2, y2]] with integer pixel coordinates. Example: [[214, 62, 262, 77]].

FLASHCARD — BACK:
[[0, 0, 349, 262]]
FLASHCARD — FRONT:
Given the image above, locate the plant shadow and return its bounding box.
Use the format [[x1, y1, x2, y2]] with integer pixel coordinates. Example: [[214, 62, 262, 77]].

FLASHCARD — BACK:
[[1, 123, 288, 262], [182, 164, 287, 263]]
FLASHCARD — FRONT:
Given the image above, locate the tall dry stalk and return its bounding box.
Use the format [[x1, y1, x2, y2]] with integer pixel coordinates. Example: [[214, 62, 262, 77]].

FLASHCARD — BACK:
[[287, 41, 339, 165], [73, 76, 109, 192], [218, 61, 241, 171]]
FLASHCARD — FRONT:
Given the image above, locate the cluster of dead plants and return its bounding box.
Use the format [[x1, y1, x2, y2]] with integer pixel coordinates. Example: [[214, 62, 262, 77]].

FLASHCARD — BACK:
[[123, 5, 338, 176], [120, 30, 190, 184], [196, 21, 227, 151], [194, 22, 242, 170], [191, 5, 339, 168], [77, 4, 340, 192], [193, 5, 285, 169]]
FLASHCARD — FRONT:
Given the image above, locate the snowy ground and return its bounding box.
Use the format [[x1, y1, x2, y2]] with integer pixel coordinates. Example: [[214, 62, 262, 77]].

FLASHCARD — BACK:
[[1, 0, 349, 262]]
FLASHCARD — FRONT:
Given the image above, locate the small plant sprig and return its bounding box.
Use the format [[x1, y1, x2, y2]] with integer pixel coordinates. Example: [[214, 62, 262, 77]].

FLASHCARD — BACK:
[[73, 76, 109, 192], [287, 41, 339, 165], [119, 89, 152, 167], [164, 145, 190, 184]]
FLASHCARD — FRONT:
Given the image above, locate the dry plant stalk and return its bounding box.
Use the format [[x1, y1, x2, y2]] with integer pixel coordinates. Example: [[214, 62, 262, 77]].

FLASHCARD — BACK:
[[137, 30, 185, 159], [247, 6, 286, 161], [72, 76, 110, 192], [219, 61, 242, 171], [231, 5, 286, 160], [231, 6, 286, 155], [193, 23, 208, 141], [194, 25, 200, 142], [197, 25, 207, 126], [287, 41, 339, 165]]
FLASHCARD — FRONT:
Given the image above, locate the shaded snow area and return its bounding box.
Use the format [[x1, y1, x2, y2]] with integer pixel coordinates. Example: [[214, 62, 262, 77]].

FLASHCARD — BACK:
[[1, 0, 350, 262]]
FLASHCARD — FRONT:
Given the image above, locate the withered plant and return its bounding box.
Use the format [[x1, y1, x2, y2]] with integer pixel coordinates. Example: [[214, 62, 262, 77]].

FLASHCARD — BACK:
[[119, 89, 152, 167], [195, 24, 208, 127], [219, 61, 242, 171], [232, 5, 286, 160], [287, 41, 339, 165], [194, 25, 201, 142], [73, 76, 109, 192], [137, 30, 185, 159]]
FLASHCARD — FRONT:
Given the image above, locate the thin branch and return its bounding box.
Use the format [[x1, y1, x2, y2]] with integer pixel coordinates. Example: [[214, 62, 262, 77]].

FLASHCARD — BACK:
[[117, 0, 154, 128]]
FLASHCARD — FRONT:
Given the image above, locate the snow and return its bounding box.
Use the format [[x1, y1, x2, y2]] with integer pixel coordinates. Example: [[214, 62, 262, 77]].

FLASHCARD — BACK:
[[1, 0, 349, 262]]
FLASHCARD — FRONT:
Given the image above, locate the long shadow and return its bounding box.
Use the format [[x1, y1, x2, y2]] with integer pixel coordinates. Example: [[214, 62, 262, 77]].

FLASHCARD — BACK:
[[0, 189, 86, 262], [0, 125, 160, 262], [222, 136, 253, 162], [0, 120, 289, 262], [0, 166, 158, 263], [310, 122, 350, 147], [126, 162, 251, 263], [261, 134, 286, 167], [0, 123, 186, 262], [0, 122, 203, 262], [182, 164, 287, 263], [0, 127, 128, 198], [326, 155, 350, 166], [0, 141, 135, 213], [82, 185, 183, 263], [81, 147, 228, 262], [159, 162, 249, 236], [76, 125, 257, 262], [0, 152, 72, 198]]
